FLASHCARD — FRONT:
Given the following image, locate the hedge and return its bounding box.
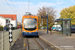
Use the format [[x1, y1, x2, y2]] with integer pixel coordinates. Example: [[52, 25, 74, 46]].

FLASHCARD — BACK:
[[0, 26, 3, 31]]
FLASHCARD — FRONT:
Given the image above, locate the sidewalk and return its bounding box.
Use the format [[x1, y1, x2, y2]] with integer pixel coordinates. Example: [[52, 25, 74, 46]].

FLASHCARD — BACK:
[[38, 30, 75, 50]]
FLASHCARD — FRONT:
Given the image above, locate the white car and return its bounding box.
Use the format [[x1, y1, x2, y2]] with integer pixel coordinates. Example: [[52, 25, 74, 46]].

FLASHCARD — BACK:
[[52, 25, 61, 31]]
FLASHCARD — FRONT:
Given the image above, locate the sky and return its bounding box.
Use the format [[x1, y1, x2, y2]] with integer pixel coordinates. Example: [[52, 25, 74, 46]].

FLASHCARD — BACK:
[[0, 0, 75, 22]]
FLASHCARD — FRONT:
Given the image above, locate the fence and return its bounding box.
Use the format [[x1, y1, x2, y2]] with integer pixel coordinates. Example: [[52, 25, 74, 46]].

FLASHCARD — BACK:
[[0, 29, 21, 50]]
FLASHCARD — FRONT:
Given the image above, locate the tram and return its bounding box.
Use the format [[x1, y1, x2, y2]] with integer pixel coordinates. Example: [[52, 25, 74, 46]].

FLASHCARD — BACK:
[[22, 13, 38, 36]]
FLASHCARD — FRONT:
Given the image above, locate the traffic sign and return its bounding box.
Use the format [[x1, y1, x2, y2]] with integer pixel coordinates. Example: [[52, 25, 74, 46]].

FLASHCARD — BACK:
[[41, 16, 47, 19], [9, 29, 12, 32], [9, 24, 12, 28], [9, 24, 13, 43]]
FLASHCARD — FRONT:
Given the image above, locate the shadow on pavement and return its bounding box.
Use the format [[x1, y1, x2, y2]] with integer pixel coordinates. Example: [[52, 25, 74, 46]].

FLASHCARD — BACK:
[[23, 36, 39, 38]]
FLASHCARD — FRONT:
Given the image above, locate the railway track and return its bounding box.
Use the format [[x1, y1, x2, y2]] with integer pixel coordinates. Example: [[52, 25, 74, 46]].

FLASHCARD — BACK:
[[25, 37, 53, 50], [11, 35, 54, 50]]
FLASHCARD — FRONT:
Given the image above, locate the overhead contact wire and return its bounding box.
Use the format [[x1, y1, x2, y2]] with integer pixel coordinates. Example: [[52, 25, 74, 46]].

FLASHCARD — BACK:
[[10, 0, 21, 17], [27, 0, 30, 12], [5, 0, 16, 13]]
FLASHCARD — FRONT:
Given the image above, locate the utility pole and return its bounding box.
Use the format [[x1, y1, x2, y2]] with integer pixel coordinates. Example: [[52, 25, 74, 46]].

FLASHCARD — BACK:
[[47, 14, 48, 34]]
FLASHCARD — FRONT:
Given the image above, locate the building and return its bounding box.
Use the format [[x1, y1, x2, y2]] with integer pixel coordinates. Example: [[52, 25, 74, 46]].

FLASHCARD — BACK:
[[0, 14, 17, 27], [17, 21, 21, 25], [0, 16, 6, 27]]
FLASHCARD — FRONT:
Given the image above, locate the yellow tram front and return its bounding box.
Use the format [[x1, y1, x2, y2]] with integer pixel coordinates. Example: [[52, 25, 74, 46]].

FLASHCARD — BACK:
[[22, 15, 38, 36]]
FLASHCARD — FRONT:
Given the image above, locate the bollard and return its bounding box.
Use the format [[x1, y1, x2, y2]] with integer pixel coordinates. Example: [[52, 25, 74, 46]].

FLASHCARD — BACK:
[[8, 24, 13, 50]]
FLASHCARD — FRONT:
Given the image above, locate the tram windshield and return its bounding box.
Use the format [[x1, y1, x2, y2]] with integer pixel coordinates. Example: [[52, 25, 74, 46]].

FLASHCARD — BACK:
[[24, 18, 37, 30]]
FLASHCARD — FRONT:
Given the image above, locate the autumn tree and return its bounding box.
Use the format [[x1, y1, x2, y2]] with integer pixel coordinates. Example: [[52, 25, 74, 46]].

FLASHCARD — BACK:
[[60, 5, 75, 25], [37, 6, 56, 27]]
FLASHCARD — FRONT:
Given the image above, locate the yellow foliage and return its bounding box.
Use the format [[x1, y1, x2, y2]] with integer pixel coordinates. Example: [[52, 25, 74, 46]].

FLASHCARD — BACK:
[[60, 5, 75, 25]]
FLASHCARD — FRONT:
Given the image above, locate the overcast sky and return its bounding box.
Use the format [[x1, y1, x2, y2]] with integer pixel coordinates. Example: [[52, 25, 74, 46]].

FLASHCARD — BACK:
[[0, 0, 75, 22]]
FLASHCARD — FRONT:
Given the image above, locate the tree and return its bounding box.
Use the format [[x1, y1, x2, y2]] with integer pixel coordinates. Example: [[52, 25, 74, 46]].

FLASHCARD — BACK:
[[37, 6, 57, 26], [60, 5, 75, 25]]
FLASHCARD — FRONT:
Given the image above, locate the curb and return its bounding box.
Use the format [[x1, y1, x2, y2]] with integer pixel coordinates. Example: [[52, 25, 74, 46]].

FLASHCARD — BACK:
[[39, 36, 61, 50]]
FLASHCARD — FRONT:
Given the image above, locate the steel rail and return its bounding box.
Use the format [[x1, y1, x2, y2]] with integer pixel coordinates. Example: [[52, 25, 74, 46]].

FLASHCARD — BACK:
[[26, 38, 29, 50], [34, 38, 45, 50]]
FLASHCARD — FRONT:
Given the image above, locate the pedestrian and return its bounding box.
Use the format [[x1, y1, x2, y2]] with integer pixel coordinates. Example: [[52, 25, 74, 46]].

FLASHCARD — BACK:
[[4, 25, 6, 31], [49, 25, 52, 35]]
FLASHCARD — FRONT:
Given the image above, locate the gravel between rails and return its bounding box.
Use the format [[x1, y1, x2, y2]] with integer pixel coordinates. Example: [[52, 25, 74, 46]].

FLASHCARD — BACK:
[[26, 38, 41, 50]]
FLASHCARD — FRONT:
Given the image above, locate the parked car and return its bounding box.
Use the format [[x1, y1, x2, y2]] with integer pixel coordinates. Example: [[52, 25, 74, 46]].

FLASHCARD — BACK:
[[56, 27, 62, 31], [52, 25, 57, 30], [71, 25, 75, 33], [52, 25, 61, 31], [17, 25, 22, 29]]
